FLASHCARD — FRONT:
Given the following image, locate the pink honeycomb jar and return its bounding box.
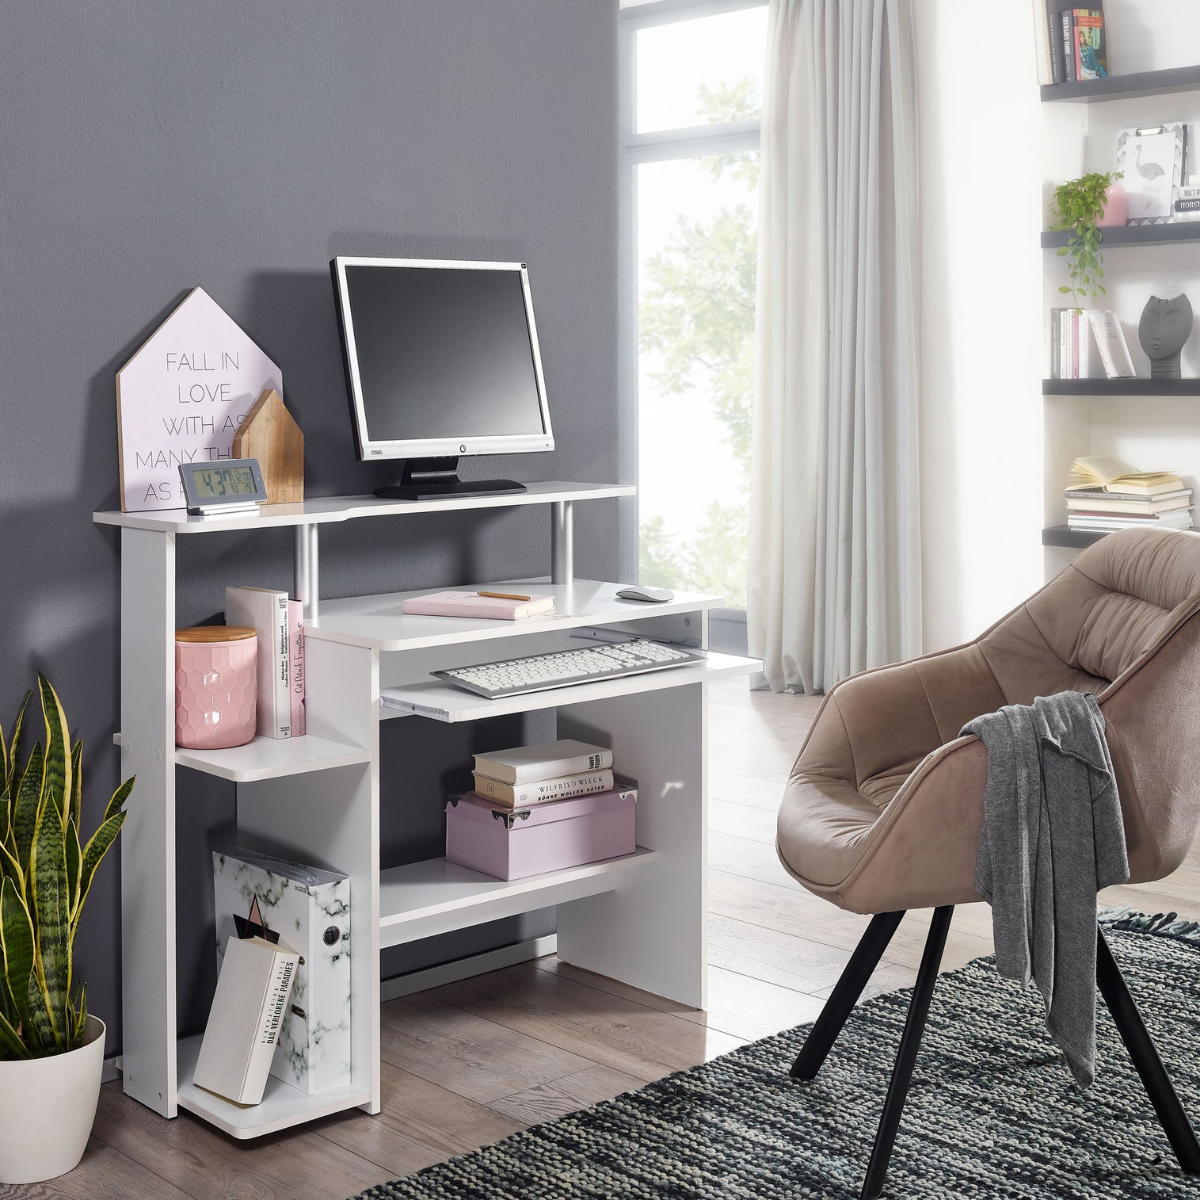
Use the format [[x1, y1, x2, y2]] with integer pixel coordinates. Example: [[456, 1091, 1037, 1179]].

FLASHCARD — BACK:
[[175, 627, 258, 749]]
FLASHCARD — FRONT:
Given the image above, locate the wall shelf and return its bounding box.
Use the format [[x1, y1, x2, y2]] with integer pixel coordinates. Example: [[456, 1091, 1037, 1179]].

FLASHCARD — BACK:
[[1043, 379, 1200, 396], [1043, 526, 1108, 549], [1041, 224, 1200, 250], [1041, 64, 1200, 104]]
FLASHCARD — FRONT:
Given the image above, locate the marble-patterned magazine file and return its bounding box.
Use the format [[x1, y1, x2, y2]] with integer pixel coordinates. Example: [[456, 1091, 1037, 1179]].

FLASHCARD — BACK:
[[213, 850, 351, 1095]]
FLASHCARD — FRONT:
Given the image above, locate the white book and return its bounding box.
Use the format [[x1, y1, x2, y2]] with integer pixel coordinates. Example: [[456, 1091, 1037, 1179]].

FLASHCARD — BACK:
[[1032, 0, 1053, 86], [1076, 309, 1091, 379], [226, 586, 291, 739], [1087, 311, 1137, 379], [214, 851, 351, 1095], [473, 738, 613, 785], [193, 936, 299, 1106], [473, 767, 614, 807]]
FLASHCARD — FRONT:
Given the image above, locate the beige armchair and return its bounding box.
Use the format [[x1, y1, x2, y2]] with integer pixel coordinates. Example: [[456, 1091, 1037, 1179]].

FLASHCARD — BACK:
[[777, 527, 1200, 1198]]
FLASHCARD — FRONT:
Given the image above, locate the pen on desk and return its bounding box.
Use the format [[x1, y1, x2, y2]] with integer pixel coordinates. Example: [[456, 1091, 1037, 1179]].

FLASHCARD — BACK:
[[477, 590, 532, 601]]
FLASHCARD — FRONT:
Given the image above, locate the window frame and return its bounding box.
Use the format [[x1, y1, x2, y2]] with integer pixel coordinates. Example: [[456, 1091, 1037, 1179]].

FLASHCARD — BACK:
[[617, 0, 766, 626]]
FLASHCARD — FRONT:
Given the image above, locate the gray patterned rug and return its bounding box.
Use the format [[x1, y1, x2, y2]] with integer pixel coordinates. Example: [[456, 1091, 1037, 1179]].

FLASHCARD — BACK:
[[350, 913, 1200, 1199]]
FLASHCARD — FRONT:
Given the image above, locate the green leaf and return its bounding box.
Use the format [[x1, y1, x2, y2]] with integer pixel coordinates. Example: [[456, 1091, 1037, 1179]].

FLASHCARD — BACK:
[[26, 974, 53, 1055], [36, 675, 71, 828], [69, 741, 82, 832], [3, 691, 31, 801], [29, 798, 69, 1048], [0, 1010, 30, 1061], [65, 823, 81, 920], [12, 742, 42, 876], [0, 875, 35, 1046], [74, 811, 126, 939], [104, 776, 135, 824], [1059, 285, 1071, 293]]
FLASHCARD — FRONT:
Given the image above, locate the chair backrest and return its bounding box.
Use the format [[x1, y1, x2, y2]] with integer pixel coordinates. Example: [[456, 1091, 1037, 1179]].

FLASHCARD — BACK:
[[976, 527, 1200, 879]]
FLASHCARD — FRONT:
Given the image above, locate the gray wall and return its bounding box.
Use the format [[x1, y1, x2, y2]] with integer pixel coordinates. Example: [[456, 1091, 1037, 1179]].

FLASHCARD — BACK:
[[0, 2, 618, 1054]]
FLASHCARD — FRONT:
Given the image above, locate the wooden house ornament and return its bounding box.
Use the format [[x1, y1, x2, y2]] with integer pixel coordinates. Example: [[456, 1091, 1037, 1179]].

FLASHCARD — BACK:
[[232, 388, 304, 503]]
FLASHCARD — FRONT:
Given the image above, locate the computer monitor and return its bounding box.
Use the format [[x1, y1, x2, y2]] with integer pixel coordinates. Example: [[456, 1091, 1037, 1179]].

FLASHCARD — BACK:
[[331, 256, 554, 500]]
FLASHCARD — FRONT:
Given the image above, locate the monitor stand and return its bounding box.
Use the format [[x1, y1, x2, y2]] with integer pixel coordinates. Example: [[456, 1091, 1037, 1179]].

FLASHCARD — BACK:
[[373, 457, 528, 502]]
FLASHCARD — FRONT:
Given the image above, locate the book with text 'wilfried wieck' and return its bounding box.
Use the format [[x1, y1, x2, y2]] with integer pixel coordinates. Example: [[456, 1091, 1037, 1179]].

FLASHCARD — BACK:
[[473, 739, 613, 785], [473, 767, 615, 808], [192, 935, 299, 1106], [226, 586, 291, 739]]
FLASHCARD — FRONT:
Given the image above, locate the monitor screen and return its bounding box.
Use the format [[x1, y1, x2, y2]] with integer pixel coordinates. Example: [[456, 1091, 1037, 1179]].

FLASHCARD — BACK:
[[333, 259, 553, 458]]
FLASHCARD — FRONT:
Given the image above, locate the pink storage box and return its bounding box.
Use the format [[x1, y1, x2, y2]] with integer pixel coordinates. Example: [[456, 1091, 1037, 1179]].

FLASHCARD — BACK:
[[445, 786, 637, 881]]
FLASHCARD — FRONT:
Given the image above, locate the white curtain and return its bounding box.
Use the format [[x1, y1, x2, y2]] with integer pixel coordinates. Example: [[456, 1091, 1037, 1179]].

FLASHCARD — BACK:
[[748, 0, 921, 694]]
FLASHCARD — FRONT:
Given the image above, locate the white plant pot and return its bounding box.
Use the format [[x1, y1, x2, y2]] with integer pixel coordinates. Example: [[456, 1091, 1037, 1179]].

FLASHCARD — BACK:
[[0, 1015, 105, 1184]]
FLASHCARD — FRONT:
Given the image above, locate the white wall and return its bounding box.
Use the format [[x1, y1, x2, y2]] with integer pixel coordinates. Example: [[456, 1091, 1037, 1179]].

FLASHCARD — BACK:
[[913, 0, 1044, 651], [913, 0, 1200, 652]]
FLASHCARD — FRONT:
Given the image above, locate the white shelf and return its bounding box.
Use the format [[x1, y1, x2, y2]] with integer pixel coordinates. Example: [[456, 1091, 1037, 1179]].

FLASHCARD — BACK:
[[92, 481, 634, 534], [378, 849, 659, 947], [113, 732, 369, 782], [308, 578, 726, 651], [175, 1035, 371, 1139], [379, 649, 760, 722]]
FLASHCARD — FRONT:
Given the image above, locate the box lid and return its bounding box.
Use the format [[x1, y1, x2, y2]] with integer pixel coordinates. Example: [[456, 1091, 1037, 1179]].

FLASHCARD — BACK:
[[446, 785, 637, 831]]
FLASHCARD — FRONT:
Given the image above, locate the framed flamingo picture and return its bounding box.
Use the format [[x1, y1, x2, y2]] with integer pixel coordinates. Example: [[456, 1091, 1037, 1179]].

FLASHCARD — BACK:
[[1116, 124, 1187, 225]]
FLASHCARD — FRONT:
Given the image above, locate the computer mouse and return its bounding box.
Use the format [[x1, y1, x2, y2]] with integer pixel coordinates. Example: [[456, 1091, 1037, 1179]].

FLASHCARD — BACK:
[[616, 585, 674, 603]]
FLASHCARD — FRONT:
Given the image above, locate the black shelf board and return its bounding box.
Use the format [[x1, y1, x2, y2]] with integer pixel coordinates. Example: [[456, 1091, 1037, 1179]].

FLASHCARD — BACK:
[[1041, 65, 1200, 104], [1042, 223, 1200, 249], [1043, 526, 1108, 548], [1043, 378, 1200, 396]]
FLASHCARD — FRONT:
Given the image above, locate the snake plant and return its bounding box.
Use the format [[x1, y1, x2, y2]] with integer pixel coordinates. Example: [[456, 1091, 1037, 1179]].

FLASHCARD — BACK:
[[0, 676, 133, 1059]]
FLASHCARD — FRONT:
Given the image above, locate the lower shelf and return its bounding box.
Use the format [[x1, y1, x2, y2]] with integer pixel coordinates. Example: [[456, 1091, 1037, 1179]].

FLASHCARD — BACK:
[[379, 848, 659, 948], [175, 1034, 372, 1138]]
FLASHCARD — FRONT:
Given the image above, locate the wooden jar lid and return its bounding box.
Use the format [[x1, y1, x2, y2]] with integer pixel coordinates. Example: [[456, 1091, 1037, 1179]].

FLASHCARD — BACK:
[[175, 626, 257, 643]]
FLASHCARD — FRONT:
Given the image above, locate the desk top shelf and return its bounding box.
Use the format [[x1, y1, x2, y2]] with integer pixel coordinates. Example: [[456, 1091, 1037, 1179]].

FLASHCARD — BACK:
[[93, 480, 634, 534]]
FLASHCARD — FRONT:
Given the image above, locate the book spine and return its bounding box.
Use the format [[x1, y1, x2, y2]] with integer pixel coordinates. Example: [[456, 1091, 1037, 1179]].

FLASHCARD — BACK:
[[1070, 309, 1079, 378], [1062, 11, 1075, 82], [288, 600, 306, 738], [476, 747, 615, 785], [1033, 0, 1053, 86], [1051, 310, 1061, 378], [1088, 313, 1116, 379], [1058, 308, 1069, 379], [246, 952, 297, 1101], [273, 595, 291, 738], [473, 768, 615, 807], [1078, 306, 1090, 378], [1049, 2, 1064, 83], [1175, 198, 1200, 211]]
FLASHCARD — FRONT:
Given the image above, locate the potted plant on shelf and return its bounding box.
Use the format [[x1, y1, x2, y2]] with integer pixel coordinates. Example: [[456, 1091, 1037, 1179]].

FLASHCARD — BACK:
[[0, 676, 133, 1185], [1049, 170, 1124, 306]]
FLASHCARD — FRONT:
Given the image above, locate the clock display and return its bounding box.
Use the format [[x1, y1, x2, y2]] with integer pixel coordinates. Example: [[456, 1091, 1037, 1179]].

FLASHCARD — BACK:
[[191, 466, 260, 499]]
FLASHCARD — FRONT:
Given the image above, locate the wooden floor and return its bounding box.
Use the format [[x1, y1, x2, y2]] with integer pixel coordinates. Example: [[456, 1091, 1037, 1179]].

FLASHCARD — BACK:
[[18, 678, 1200, 1200]]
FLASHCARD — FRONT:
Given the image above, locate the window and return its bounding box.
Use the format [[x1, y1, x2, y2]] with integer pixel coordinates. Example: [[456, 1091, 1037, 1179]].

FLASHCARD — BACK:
[[619, 0, 767, 612]]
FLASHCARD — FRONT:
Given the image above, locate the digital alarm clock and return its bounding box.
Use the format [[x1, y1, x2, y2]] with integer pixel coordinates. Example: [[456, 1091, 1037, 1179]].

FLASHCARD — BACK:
[[178, 459, 268, 516]]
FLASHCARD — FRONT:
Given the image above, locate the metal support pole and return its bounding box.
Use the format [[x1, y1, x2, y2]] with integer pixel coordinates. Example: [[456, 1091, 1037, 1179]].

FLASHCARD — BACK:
[[294, 523, 319, 623], [550, 500, 574, 586]]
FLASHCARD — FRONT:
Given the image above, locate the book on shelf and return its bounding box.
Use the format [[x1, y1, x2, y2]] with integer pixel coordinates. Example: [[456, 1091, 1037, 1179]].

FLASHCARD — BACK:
[[1086, 311, 1136, 379], [400, 590, 556, 621], [192, 935, 299, 1106], [288, 600, 306, 738], [213, 850, 350, 1095], [473, 767, 615, 808], [1050, 308, 1093, 379], [225, 586, 292, 739], [1032, 0, 1053, 85], [474, 738, 613, 785], [1041, 0, 1090, 85], [1067, 493, 1191, 515], [1071, 9, 1107, 81], [1065, 456, 1184, 496], [1067, 510, 1193, 531]]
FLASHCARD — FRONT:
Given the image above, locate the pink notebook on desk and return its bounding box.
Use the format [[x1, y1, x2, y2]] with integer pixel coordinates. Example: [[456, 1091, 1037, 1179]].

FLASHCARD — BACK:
[[400, 591, 556, 621]]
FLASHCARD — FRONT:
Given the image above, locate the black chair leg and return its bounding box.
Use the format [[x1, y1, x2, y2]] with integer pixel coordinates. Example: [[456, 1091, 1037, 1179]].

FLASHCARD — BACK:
[[792, 910, 907, 1080], [859, 905, 954, 1200], [1096, 926, 1200, 1174]]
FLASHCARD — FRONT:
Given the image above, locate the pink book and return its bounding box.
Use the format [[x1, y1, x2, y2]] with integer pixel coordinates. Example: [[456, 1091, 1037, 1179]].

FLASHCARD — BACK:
[[288, 600, 306, 737], [400, 591, 556, 621]]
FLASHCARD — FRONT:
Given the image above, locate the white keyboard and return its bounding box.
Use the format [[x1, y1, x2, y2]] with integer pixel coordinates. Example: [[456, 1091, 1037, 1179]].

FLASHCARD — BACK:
[[433, 639, 704, 699]]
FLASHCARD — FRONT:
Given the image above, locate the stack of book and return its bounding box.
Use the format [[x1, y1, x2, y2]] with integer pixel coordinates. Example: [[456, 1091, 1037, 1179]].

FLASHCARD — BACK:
[[1034, 1, 1109, 86], [1175, 177, 1200, 224], [472, 738, 616, 808], [1065, 456, 1193, 534], [1050, 310, 1135, 380]]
